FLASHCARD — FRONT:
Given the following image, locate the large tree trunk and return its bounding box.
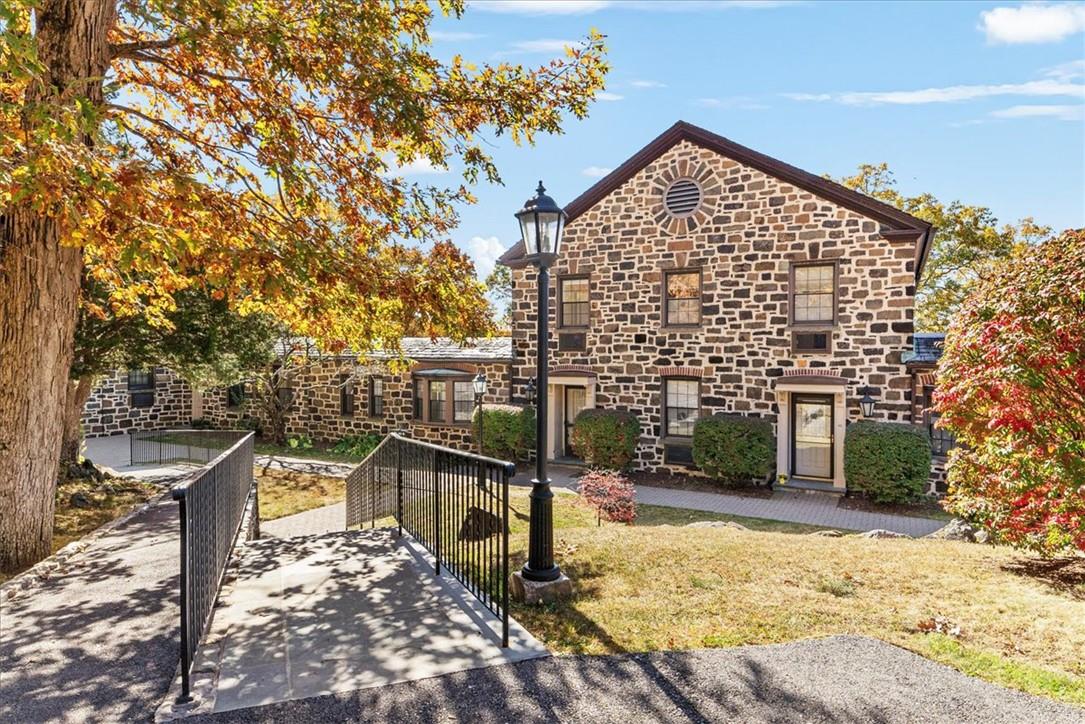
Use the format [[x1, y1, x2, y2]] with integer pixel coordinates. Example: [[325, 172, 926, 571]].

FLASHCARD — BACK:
[[60, 376, 96, 466], [0, 0, 115, 573]]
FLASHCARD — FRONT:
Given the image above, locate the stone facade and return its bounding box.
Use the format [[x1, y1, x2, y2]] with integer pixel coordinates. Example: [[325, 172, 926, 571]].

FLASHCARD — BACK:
[[200, 356, 513, 454], [82, 367, 192, 438], [504, 126, 936, 490]]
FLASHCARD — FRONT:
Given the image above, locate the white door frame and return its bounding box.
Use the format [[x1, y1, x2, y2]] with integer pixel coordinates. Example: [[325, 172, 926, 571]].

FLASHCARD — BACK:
[[546, 376, 596, 460], [774, 382, 847, 490]]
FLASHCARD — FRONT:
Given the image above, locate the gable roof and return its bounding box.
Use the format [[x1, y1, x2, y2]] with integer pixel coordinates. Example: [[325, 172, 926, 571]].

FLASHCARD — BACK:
[[498, 120, 935, 281]]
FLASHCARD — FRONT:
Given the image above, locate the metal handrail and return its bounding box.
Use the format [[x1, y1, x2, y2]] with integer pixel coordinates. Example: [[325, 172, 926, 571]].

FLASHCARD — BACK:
[[170, 431, 255, 702], [345, 433, 514, 647]]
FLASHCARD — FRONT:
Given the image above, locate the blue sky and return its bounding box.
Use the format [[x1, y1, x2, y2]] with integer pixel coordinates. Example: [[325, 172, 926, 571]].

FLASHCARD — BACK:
[[409, 1, 1085, 279]]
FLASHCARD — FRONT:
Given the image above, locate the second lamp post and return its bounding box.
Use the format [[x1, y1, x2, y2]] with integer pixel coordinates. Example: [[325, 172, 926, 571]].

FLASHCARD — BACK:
[[514, 181, 565, 584]]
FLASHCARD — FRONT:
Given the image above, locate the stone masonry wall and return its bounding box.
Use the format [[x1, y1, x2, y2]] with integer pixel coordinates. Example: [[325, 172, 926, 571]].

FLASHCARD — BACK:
[[200, 358, 513, 455], [82, 367, 192, 438], [510, 139, 919, 473]]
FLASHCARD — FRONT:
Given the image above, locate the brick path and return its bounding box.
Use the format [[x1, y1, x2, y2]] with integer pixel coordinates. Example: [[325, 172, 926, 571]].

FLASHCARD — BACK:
[[515, 466, 946, 537]]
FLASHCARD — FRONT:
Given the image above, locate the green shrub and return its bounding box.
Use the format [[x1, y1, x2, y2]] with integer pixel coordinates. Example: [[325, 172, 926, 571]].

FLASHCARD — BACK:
[[691, 414, 775, 487], [189, 417, 216, 430], [570, 409, 640, 469], [332, 433, 383, 459], [472, 404, 535, 461], [287, 434, 313, 450], [844, 420, 932, 503]]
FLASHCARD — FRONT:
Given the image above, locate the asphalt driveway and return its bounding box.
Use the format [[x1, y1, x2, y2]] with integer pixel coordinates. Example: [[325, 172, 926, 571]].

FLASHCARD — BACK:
[[191, 635, 1079, 724]]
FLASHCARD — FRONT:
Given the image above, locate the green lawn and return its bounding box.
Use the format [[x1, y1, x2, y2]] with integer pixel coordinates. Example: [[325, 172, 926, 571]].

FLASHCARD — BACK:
[[253, 440, 369, 464], [634, 503, 842, 534]]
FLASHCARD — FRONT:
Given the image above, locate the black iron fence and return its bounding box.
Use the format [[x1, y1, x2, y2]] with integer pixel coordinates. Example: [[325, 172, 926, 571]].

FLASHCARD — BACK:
[[131, 428, 249, 466], [346, 433, 514, 646], [170, 431, 256, 701]]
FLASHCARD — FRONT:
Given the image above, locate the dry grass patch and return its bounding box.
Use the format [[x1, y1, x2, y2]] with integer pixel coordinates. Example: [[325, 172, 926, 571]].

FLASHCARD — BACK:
[[509, 489, 1085, 706], [255, 467, 345, 521]]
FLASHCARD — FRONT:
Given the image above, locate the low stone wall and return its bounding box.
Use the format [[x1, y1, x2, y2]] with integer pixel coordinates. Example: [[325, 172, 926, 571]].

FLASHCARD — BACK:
[[82, 368, 192, 438]]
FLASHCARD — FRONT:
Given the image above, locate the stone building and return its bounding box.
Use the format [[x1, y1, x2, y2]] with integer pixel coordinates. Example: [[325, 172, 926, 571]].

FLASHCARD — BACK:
[[81, 367, 193, 438], [499, 121, 941, 492], [197, 338, 515, 449]]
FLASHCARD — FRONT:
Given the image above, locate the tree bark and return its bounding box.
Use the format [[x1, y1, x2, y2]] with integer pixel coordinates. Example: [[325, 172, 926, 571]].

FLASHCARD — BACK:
[[60, 376, 96, 467], [0, 0, 116, 573]]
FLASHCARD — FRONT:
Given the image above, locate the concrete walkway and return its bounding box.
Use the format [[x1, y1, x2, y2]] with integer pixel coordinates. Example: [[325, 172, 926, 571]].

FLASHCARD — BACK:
[[0, 498, 182, 723], [187, 529, 546, 715], [85, 434, 200, 481], [189, 635, 1079, 723], [261, 502, 347, 539], [516, 466, 946, 537]]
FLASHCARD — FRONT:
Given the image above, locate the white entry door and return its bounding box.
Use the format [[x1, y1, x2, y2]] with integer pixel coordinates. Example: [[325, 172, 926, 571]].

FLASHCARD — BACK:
[[792, 394, 833, 479]]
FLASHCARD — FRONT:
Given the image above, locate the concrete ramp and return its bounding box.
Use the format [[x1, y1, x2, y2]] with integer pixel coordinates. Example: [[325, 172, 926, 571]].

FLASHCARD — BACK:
[[181, 528, 546, 715]]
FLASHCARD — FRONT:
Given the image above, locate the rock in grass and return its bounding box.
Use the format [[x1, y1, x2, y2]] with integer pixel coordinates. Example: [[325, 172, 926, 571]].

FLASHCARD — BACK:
[[69, 492, 93, 509], [925, 518, 976, 542], [809, 529, 845, 537], [857, 529, 912, 539], [686, 520, 748, 531]]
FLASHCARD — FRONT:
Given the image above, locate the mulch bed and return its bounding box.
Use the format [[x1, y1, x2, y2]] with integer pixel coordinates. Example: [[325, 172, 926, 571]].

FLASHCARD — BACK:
[[838, 495, 950, 520], [627, 471, 774, 499]]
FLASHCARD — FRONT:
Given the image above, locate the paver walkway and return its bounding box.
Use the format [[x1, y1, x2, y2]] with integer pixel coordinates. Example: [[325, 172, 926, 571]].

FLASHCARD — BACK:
[[515, 466, 946, 537], [189, 635, 1078, 723], [0, 498, 182, 723], [195, 529, 547, 714]]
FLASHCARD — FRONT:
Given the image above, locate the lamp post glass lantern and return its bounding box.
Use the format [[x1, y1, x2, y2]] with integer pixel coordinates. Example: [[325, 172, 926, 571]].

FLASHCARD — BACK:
[[515, 182, 566, 584], [859, 386, 877, 418]]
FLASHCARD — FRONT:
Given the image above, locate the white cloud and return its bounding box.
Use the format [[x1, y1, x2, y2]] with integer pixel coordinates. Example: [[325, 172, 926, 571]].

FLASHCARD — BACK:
[[696, 96, 768, 110], [507, 38, 583, 53], [471, 1, 611, 15], [990, 103, 1084, 120], [631, 79, 667, 88], [597, 91, 624, 101], [391, 157, 449, 176], [466, 235, 506, 278], [581, 165, 613, 177], [430, 30, 485, 41], [1043, 58, 1085, 80], [980, 3, 1085, 44], [783, 79, 1085, 105]]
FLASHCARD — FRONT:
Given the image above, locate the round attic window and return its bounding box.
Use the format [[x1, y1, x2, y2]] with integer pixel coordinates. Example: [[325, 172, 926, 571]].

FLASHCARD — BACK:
[[663, 178, 703, 218]]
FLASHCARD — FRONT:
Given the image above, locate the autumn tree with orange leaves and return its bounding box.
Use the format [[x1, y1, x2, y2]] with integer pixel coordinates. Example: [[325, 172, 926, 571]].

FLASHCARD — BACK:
[[0, 0, 608, 571]]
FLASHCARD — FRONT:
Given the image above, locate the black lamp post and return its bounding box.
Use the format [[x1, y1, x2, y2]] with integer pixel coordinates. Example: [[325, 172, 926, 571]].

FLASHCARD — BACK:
[[515, 181, 565, 584], [473, 372, 487, 455], [859, 386, 877, 418]]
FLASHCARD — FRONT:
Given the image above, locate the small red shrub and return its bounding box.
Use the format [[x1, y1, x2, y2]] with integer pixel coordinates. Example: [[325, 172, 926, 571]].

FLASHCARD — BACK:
[[577, 470, 637, 525]]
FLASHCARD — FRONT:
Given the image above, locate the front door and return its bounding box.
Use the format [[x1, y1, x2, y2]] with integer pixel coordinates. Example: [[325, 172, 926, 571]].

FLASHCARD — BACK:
[[792, 394, 833, 479], [562, 386, 587, 458]]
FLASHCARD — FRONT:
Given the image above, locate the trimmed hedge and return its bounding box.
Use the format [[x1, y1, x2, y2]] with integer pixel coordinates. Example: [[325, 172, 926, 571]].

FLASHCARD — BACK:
[[691, 414, 775, 487], [844, 420, 932, 503], [570, 408, 641, 469], [473, 404, 535, 462]]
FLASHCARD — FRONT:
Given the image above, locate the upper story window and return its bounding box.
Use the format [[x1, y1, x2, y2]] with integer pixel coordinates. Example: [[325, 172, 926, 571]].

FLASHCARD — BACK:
[[663, 378, 701, 438], [340, 374, 355, 417], [664, 269, 702, 326], [559, 276, 589, 328], [368, 376, 383, 417], [791, 263, 836, 325]]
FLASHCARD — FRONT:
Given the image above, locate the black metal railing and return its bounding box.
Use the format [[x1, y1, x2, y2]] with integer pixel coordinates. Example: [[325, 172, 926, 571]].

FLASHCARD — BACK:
[[170, 431, 256, 701], [131, 428, 249, 466], [346, 433, 514, 646]]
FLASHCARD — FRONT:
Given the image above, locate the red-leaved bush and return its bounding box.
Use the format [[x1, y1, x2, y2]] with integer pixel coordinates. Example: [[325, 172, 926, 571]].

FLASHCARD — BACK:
[[936, 228, 1085, 554], [577, 470, 637, 525]]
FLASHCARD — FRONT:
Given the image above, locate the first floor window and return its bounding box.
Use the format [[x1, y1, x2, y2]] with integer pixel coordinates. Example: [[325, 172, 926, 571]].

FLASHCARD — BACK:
[[924, 386, 956, 456], [453, 380, 474, 422], [368, 377, 383, 417], [227, 383, 246, 408], [428, 380, 446, 423], [340, 374, 355, 417], [413, 379, 423, 420], [664, 378, 700, 437]]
